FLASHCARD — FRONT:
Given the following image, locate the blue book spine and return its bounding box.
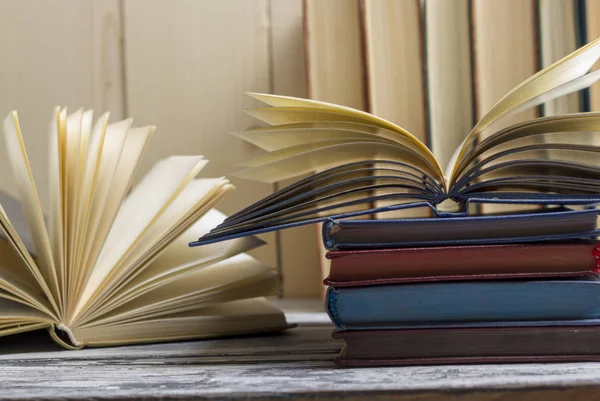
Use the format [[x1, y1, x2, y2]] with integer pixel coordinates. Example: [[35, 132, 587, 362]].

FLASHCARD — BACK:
[[326, 279, 600, 330]]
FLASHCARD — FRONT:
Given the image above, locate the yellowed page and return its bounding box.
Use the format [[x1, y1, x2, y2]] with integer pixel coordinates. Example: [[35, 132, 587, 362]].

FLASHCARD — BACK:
[[456, 113, 600, 180], [77, 118, 132, 278], [94, 209, 264, 311], [72, 156, 207, 321], [238, 121, 423, 151], [232, 141, 437, 184], [0, 235, 57, 314], [71, 113, 109, 296], [235, 128, 396, 151], [47, 107, 64, 308], [64, 109, 84, 308], [246, 93, 441, 175], [2, 112, 60, 312], [447, 36, 600, 183], [68, 125, 154, 316], [75, 179, 234, 325], [67, 110, 93, 306], [0, 205, 57, 317], [83, 253, 276, 327]]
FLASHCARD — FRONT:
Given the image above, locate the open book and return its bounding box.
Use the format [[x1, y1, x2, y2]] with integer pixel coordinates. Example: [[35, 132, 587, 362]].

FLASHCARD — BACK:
[[192, 37, 600, 246], [0, 109, 288, 349]]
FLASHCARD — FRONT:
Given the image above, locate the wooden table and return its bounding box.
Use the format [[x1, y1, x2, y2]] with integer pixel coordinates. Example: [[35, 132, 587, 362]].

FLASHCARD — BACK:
[[1, 306, 600, 400]]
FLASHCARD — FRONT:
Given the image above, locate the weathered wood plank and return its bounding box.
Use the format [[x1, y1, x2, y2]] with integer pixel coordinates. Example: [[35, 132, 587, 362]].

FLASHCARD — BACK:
[[0, 317, 599, 400]]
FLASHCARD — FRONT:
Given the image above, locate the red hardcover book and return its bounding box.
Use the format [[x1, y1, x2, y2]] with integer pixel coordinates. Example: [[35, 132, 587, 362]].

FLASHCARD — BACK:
[[324, 242, 600, 287]]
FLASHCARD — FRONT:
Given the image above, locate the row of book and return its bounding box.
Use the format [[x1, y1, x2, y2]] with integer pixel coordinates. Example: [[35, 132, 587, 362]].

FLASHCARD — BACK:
[[323, 208, 600, 366]]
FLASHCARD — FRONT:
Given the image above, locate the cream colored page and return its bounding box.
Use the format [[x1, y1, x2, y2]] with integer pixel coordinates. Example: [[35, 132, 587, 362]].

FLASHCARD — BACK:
[[235, 129, 396, 151], [448, 35, 600, 181], [78, 118, 131, 274], [141, 208, 263, 277], [0, 204, 57, 317], [457, 113, 600, 175], [0, 237, 54, 312], [92, 179, 228, 297], [67, 110, 92, 304], [71, 113, 108, 292], [2, 112, 60, 306], [47, 108, 64, 303], [69, 125, 154, 312], [237, 139, 433, 171], [247, 93, 435, 161], [98, 209, 264, 309], [64, 109, 84, 308], [85, 253, 275, 326], [233, 142, 437, 184], [0, 298, 55, 323], [79, 181, 235, 324], [239, 122, 424, 152], [73, 156, 207, 319]]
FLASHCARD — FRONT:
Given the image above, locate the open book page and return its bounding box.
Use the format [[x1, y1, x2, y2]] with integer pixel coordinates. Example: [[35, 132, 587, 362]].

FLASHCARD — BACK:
[[446, 37, 600, 184], [87, 209, 264, 318], [71, 157, 236, 328], [0, 237, 55, 314], [450, 114, 600, 197], [80, 253, 277, 327], [80, 178, 234, 322], [72, 156, 207, 321], [71, 298, 288, 347], [0, 298, 54, 338], [69, 112, 109, 305], [246, 93, 442, 178], [67, 125, 154, 315], [3, 112, 60, 312]]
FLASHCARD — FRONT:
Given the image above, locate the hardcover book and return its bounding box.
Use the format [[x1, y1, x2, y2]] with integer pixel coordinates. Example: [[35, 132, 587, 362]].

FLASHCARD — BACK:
[[326, 276, 600, 330], [192, 36, 600, 247], [0, 109, 289, 349], [333, 326, 600, 366], [324, 242, 600, 287]]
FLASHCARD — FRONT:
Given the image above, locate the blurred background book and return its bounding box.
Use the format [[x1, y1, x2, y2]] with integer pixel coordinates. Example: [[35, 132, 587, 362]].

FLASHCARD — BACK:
[[0, 0, 599, 301]]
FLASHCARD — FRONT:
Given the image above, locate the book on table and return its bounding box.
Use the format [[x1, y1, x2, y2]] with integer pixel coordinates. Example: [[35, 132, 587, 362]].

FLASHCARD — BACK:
[[192, 36, 600, 246], [0, 109, 289, 349], [189, 37, 600, 366]]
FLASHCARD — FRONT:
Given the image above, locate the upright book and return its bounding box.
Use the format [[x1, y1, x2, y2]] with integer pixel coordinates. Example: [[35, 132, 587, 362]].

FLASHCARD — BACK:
[[0, 109, 289, 349], [193, 36, 600, 246]]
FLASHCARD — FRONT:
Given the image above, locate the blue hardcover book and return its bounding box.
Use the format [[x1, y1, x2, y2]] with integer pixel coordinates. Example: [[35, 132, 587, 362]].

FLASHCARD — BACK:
[[326, 277, 600, 331], [190, 37, 600, 247]]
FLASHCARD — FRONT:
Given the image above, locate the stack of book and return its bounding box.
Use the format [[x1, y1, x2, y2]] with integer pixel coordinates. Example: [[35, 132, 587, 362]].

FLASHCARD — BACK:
[[193, 37, 600, 366], [322, 209, 600, 366]]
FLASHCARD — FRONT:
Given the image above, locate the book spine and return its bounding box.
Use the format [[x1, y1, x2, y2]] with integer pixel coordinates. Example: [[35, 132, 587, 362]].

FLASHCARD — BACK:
[[325, 287, 344, 329]]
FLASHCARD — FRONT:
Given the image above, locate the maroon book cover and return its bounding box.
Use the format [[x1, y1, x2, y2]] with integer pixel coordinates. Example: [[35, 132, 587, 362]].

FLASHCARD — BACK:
[[325, 242, 600, 287]]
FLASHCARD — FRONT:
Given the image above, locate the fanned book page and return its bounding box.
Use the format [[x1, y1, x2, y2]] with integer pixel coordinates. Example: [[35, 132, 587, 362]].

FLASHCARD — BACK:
[[0, 109, 289, 349], [192, 36, 600, 247]]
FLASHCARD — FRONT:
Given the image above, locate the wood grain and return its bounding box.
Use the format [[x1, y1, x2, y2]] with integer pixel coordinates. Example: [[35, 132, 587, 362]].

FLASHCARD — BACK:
[[0, 321, 599, 400]]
